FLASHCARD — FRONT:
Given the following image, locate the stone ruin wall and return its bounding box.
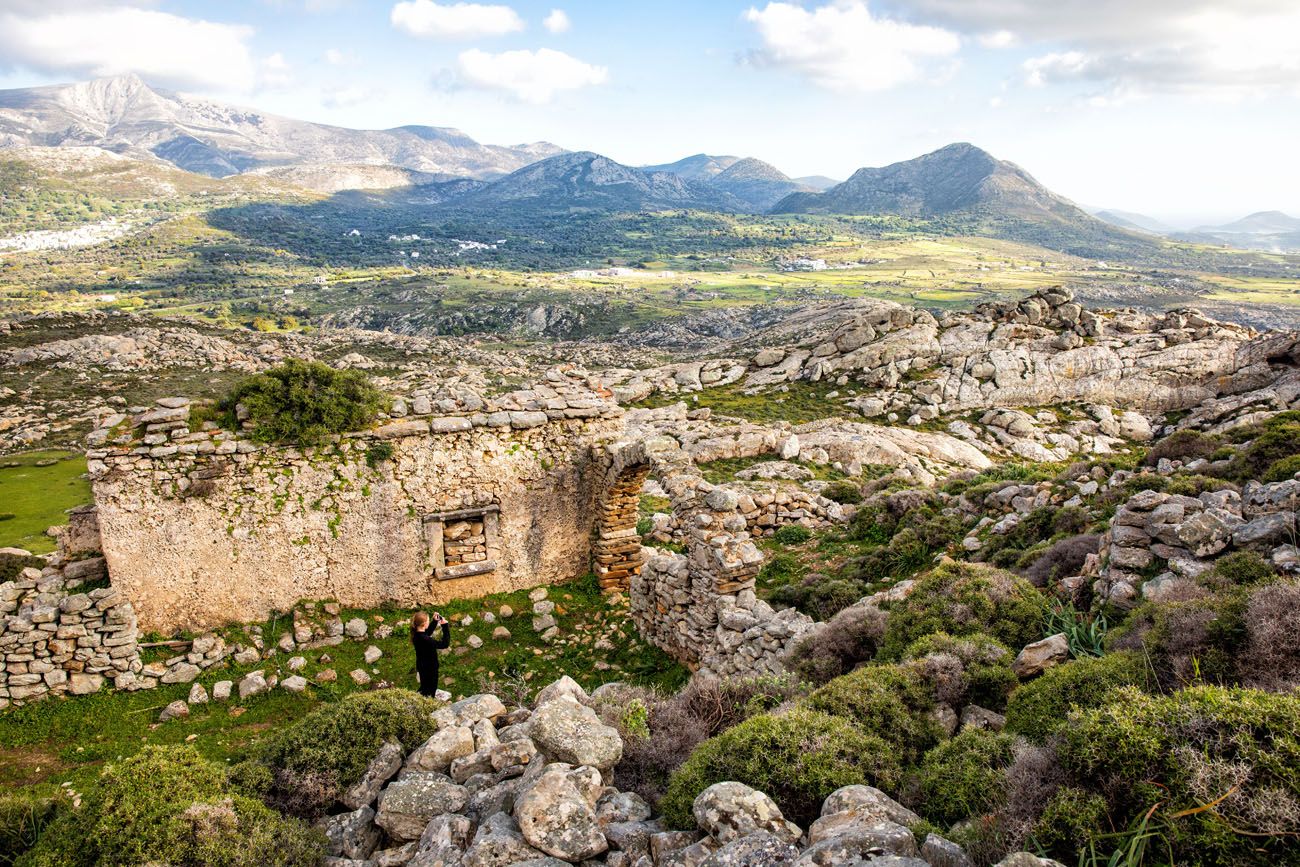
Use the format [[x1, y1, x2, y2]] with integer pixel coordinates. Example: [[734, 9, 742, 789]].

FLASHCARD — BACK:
[[90, 399, 629, 633]]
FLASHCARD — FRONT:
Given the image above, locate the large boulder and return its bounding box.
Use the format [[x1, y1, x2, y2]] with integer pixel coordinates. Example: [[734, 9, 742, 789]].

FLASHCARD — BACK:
[[341, 740, 403, 810], [375, 772, 469, 842], [324, 806, 380, 860], [514, 769, 608, 861], [408, 726, 476, 773], [693, 782, 801, 845], [700, 830, 800, 866], [407, 814, 473, 867], [1012, 634, 1070, 679], [462, 812, 549, 867], [528, 697, 623, 768]]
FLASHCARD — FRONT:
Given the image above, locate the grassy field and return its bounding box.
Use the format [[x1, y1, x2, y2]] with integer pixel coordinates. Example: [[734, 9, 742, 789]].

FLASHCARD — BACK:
[[633, 379, 855, 425], [0, 451, 91, 553], [0, 574, 688, 793]]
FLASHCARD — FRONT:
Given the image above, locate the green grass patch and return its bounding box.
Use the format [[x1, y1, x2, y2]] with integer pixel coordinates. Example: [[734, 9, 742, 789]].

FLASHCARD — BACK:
[[0, 576, 687, 792], [633, 380, 852, 425], [0, 451, 91, 554]]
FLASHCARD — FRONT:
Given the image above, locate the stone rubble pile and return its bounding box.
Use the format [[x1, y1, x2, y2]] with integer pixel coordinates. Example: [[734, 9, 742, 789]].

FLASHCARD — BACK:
[[320, 676, 1062, 867], [1093, 480, 1300, 608]]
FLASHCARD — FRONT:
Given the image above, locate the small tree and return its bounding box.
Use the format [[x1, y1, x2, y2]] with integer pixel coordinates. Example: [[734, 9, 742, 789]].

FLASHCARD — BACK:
[[222, 359, 386, 446]]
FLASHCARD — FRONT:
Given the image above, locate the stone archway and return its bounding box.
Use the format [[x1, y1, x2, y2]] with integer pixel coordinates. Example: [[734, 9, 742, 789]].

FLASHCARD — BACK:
[[593, 442, 652, 592]]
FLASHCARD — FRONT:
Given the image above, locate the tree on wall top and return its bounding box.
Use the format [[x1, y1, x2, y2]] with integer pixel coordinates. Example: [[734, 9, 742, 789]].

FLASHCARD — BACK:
[[221, 359, 387, 447]]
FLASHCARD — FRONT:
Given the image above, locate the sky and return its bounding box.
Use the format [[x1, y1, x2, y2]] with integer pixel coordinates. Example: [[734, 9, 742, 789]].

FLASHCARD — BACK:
[[0, 0, 1298, 226]]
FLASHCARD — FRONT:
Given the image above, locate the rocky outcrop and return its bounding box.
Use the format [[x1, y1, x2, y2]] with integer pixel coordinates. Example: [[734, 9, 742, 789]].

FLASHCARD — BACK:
[[316, 678, 1027, 867]]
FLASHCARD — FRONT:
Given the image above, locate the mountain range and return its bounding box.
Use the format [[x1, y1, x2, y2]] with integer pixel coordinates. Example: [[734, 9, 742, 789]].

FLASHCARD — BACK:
[[0, 74, 561, 181], [1091, 206, 1300, 254], [4, 75, 1290, 260]]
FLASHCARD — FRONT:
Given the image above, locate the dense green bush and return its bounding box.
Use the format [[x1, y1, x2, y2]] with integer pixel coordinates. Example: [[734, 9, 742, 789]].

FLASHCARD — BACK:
[[1218, 411, 1300, 482], [221, 359, 387, 446], [821, 481, 864, 504], [17, 747, 322, 867], [904, 632, 1018, 710], [1143, 429, 1224, 467], [1053, 686, 1300, 866], [257, 689, 438, 789], [915, 729, 1017, 826], [770, 573, 870, 621], [1004, 652, 1150, 742], [1030, 786, 1111, 857], [803, 663, 943, 763], [660, 708, 900, 828], [877, 562, 1045, 660], [1206, 550, 1276, 588], [0, 792, 58, 867], [772, 524, 812, 545]]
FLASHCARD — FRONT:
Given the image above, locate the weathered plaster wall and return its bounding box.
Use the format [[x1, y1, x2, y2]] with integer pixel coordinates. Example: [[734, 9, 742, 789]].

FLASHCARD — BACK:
[[92, 415, 625, 632]]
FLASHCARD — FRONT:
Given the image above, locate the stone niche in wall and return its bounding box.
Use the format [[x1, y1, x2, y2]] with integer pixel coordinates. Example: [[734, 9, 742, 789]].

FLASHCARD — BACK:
[[424, 504, 500, 581]]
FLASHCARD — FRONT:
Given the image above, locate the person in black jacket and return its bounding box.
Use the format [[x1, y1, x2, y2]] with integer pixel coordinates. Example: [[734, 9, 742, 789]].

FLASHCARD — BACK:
[[411, 610, 450, 697]]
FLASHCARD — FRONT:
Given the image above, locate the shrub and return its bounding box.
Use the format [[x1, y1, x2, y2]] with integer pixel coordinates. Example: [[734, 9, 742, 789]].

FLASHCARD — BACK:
[[1206, 550, 1276, 588], [1021, 533, 1099, 587], [1220, 412, 1300, 482], [1263, 454, 1300, 482], [1054, 686, 1300, 866], [803, 663, 943, 764], [660, 708, 900, 828], [1144, 590, 1250, 687], [1143, 429, 1223, 467], [877, 562, 1045, 660], [916, 729, 1018, 826], [784, 603, 888, 684], [772, 524, 812, 545], [365, 441, 394, 468], [257, 690, 438, 791], [17, 746, 322, 867], [0, 792, 58, 867], [904, 632, 1018, 710], [847, 501, 895, 545], [1029, 786, 1111, 858], [770, 573, 869, 620], [0, 552, 44, 583], [222, 359, 387, 446], [1004, 652, 1150, 742], [1239, 581, 1300, 691], [821, 481, 864, 504], [613, 676, 808, 807]]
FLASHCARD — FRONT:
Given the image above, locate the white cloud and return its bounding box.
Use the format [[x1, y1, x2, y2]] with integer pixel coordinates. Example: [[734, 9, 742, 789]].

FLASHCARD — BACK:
[[900, 0, 1300, 97], [324, 48, 360, 66], [743, 1, 960, 92], [0, 6, 257, 91], [321, 84, 377, 108], [260, 52, 293, 90], [455, 47, 606, 103], [977, 30, 1016, 49], [543, 9, 570, 34], [391, 0, 524, 40]]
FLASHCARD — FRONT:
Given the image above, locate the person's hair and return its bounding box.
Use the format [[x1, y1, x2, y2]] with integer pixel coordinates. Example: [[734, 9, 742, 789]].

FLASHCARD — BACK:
[[412, 611, 429, 631]]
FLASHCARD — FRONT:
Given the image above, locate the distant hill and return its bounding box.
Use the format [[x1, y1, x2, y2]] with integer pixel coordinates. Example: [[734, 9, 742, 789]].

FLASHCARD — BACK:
[[1093, 208, 1173, 236], [0, 74, 562, 181], [1172, 211, 1300, 253], [703, 158, 814, 211], [794, 175, 841, 192], [773, 142, 1158, 259], [449, 151, 741, 213], [642, 154, 741, 181]]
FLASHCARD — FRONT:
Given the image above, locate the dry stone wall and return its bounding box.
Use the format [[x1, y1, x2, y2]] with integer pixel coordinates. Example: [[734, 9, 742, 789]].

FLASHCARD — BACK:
[[0, 554, 137, 709], [90, 379, 629, 632], [627, 456, 815, 679]]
